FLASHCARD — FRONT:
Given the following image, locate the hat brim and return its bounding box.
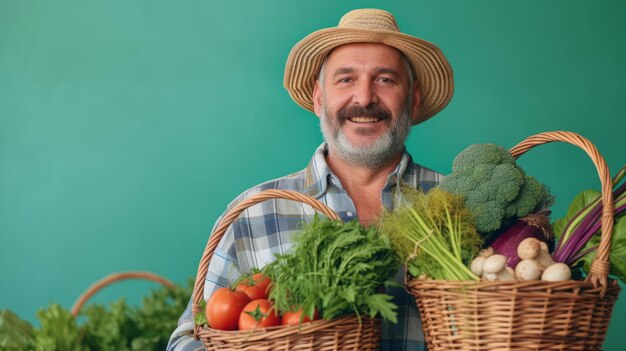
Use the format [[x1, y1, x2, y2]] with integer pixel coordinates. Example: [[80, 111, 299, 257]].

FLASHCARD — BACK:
[[284, 27, 454, 124]]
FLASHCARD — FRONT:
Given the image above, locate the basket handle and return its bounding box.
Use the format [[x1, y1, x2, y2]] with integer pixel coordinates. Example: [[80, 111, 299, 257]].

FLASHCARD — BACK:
[[191, 189, 340, 328], [508, 131, 614, 294], [71, 271, 175, 316]]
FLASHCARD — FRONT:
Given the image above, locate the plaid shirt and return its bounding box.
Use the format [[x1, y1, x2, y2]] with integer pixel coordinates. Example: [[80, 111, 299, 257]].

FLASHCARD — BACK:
[[168, 143, 442, 351]]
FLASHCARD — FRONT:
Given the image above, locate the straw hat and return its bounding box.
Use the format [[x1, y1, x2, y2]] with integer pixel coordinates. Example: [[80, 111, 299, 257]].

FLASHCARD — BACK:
[[284, 8, 454, 124]]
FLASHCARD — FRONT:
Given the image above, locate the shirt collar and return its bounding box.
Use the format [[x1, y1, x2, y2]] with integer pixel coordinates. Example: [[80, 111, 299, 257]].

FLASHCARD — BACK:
[[302, 143, 414, 198], [302, 143, 332, 198], [387, 147, 412, 187]]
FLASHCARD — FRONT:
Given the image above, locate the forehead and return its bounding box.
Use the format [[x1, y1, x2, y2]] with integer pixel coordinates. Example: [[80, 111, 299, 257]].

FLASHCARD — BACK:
[[323, 43, 406, 72]]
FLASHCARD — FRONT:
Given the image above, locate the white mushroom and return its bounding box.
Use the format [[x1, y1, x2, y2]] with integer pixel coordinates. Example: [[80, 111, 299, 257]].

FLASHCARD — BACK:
[[517, 238, 555, 269], [478, 247, 495, 258], [470, 256, 487, 277], [470, 248, 496, 278], [515, 259, 543, 280], [483, 267, 516, 281], [541, 263, 572, 282], [482, 254, 515, 281]]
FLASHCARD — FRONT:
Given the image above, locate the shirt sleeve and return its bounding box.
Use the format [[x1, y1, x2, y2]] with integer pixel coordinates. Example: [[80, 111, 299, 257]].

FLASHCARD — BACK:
[[167, 215, 242, 351], [166, 298, 204, 351]]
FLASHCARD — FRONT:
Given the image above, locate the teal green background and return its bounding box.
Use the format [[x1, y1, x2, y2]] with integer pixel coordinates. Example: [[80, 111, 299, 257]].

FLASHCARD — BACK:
[[1, 0, 625, 348]]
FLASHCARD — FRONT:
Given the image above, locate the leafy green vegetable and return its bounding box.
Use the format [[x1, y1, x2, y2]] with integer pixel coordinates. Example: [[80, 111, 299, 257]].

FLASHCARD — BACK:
[[265, 217, 401, 323], [440, 143, 552, 234], [551, 163, 626, 283], [553, 187, 626, 283], [579, 215, 626, 282], [193, 300, 207, 326], [81, 300, 135, 351], [0, 309, 35, 350], [34, 303, 87, 351], [130, 278, 192, 350], [552, 189, 601, 243], [379, 187, 482, 281], [0, 278, 193, 350]]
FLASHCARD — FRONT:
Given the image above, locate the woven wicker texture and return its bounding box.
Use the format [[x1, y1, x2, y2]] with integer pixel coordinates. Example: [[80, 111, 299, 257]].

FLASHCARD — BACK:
[[71, 271, 174, 316], [191, 189, 381, 351], [408, 131, 621, 350], [199, 315, 380, 351], [409, 279, 619, 350]]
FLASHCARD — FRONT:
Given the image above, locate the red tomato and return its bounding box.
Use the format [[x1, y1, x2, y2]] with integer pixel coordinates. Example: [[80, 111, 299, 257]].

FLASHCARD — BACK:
[[235, 273, 272, 300], [205, 287, 250, 330], [251, 273, 271, 293], [236, 284, 267, 300], [281, 309, 319, 326], [238, 299, 281, 330]]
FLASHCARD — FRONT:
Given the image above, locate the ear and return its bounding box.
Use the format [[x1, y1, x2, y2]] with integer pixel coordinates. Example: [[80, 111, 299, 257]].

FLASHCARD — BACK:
[[312, 80, 323, 117], [410, 80, 421, 120]]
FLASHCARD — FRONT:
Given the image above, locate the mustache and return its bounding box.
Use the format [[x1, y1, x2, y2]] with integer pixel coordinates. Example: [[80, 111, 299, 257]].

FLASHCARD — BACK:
[[337, 104, 391, 122]]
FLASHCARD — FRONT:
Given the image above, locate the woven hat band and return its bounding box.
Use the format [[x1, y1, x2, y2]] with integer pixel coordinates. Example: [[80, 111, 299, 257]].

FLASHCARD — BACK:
[[338, 9, 400, 32]]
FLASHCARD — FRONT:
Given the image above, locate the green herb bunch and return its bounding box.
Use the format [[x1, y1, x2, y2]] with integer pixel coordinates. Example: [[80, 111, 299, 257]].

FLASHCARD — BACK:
[[265, 217, 401, 324], [379, 187, 482, 281], [0, 278, 192, 351]]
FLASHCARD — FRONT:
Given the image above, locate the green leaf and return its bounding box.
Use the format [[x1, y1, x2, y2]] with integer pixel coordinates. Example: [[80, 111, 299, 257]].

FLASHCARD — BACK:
[[130, 278, 193, 349], [194, 300, 207, 326], [579, 213, 626, 282], [570, 190, 602, 217], [266, 217, 400, 323], [81, 299, 135, 351], [33, 303, 87, 351], [364, 294, 398, 324], [553, 188, 626, 284], [0, 309, 34, 350], [131, 336, 160, 351], [552, 189, 601, 241], [339, 287, 356, 304], [0, 278, 193, 351]]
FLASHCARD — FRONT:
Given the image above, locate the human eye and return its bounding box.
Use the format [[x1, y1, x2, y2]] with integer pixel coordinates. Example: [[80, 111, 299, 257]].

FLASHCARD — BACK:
[[376, 76, 396, 84], [337, 76, 353, 84]]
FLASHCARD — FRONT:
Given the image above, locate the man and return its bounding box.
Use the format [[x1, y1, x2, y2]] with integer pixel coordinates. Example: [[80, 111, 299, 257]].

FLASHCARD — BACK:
[[168, 8, 453, 351]]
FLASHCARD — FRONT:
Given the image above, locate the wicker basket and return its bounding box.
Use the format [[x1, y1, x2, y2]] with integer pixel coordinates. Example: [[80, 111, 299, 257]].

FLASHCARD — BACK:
[[407, 131, 622, 351], [71, 271, 174, 316], [191, 189, 381, 351]]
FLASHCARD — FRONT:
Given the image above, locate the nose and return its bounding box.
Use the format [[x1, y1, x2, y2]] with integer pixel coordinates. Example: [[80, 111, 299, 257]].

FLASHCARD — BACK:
[[352, 81, 378, 107]]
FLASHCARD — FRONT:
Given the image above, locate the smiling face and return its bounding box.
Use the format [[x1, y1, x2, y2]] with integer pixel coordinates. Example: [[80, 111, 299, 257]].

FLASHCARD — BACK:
[[313, 43, 420, 168]]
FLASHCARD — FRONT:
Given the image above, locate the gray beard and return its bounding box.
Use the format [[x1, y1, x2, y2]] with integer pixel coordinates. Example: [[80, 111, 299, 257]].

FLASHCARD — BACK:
[[320, 106, 412, 168]]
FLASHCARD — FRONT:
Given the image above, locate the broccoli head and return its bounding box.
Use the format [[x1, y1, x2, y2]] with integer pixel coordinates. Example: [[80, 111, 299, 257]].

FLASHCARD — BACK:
[[505, 175, 552, 218], [440, 143, 551, 234], [451, 143, 516, 173]]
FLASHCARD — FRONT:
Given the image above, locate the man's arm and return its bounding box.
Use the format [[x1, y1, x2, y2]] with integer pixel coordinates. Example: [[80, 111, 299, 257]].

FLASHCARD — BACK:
[[167, 229, 241, 351], [166, 298, 204, 351]]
